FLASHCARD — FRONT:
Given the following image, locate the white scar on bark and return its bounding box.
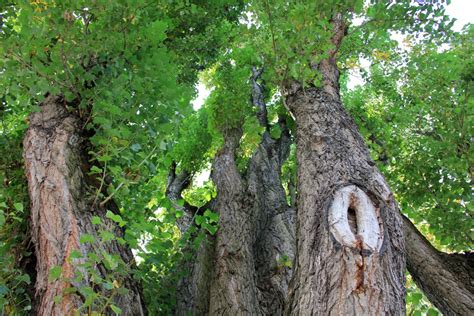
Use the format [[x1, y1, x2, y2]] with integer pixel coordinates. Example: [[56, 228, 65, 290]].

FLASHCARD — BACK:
[[328, 185, 382, 251]]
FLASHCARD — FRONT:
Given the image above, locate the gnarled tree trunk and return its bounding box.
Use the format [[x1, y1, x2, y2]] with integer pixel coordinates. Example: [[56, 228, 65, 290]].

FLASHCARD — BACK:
[[171, 69, 295, 315], [23, 95, 145, 315], [285, 87, 405, 315], [285, 14, 405, 314], [171, 71, 472, 315]]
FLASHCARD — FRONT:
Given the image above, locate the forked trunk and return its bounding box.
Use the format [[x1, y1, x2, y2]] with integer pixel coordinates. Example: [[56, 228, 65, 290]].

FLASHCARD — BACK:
[[171, 70, 295, 315], [23, 95, 145, 315], [286, 88, 405, 315]]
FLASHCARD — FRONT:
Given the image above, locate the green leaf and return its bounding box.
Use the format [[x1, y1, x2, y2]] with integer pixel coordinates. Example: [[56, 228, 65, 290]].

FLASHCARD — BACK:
[[110, 304, 123, 315], [0, 210, 5, 227], [0, 285, 9, 296], [195, 215, 204, 225], [100, 230, 116, 242], [131, 143, 142, 152], [15, 274, 31, 284], [79, 234, 95, 244], [48, 266, 62, 282], [90, 166, 103, 174], [102, 252, 119, 270], [14, 202, 24, 212], [411, 293, 423, 304], [106, 210, 126, 227], [69, 250, 82, 260], [204, 209, 219, 223], [91, 216, 102, 225]]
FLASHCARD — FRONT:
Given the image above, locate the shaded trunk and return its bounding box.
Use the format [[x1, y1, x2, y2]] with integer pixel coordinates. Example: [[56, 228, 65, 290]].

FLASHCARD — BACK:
[[166, 165, 216, 315], [171, 70, 295, 315], [404, 215, 474, 315], [285, 86, 405, 315], [208, 126, 261, 315], [23, 95, 145, 315]]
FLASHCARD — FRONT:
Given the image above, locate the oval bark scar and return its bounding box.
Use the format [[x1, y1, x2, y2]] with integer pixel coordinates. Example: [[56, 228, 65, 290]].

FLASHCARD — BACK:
[[328, 185, 382, 252]]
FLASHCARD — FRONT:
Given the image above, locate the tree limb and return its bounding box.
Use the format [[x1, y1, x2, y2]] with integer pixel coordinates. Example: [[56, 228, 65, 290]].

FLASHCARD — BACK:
[[403, 215, 474, 315]]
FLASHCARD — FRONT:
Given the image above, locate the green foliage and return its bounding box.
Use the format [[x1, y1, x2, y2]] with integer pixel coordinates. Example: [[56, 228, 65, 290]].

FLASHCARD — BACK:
[[343, 27, 473, 250], [171, 109, 213, 172], [205, 60, 252, 133], [276, 254, 293, 269], [195, 209, 219, 235], [0, 0, 471, 314], [0, 92, 33, 313], [46, 226, 137, 315], [406, 274, 440, 316]]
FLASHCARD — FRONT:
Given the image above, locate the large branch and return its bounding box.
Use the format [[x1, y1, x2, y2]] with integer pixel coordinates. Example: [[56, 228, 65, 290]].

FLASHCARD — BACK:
[[251, 66, 269, 129], [404, 215, 474, 315]]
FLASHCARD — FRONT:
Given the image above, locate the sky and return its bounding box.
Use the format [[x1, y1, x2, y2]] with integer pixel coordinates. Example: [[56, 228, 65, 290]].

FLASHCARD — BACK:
[[191, 0, 474, 110]]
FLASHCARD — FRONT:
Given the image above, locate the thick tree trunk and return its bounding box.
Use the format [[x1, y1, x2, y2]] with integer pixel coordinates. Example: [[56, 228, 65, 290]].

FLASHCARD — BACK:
[[285, 87, 405, 315], [23, 95, 145, 315], [171, 70, 295, 315], [208, 126, 262, 315], [404, 215, 474, 315]]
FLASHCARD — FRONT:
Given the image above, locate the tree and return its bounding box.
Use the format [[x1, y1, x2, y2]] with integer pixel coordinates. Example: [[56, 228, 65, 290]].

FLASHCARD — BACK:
[[0, 0, 472, 315], [1, 0, 242, 314]]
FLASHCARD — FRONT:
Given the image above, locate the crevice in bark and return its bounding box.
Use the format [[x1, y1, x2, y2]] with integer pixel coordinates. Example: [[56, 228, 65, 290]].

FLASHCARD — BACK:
[[23, 95, 145, 315], [348, 207, 357, 235]]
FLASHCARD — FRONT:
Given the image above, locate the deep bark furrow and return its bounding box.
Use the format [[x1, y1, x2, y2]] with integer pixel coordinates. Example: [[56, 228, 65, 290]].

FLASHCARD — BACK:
[[23, 95, 145, 315], [247, 131, 295, 315], [166, 163, 216, 315]]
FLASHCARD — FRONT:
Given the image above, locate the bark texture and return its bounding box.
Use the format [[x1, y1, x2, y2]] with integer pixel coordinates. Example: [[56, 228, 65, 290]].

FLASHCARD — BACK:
[[404, 215, 474, 315], [172, 70, 295, 315], [23, 95, 145, 315], [286, 87, 405, 315]]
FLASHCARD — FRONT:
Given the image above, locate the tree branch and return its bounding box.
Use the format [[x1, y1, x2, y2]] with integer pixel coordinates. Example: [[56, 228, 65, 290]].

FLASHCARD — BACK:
[[403, 215, 474, 315], [251, 66, 269, 129]]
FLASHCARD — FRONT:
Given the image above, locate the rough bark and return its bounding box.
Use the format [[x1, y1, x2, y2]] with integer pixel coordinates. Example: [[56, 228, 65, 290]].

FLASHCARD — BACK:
[[285, 87, 405, 315], [23, 95, 145, 315], [404, 215, 474, 315], [172, 70, 295, 315], [284, 12, 405, 314]]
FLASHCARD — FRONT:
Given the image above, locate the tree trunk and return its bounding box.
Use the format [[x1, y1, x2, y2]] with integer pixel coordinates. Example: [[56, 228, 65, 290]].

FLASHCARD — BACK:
[[404, 215, 474, 315], [171, 69, 295, 315], [283, 12, 405, 314], [208, 126, 295, 315], [23, 95, 145, 315], [285, 86, 406, 315]]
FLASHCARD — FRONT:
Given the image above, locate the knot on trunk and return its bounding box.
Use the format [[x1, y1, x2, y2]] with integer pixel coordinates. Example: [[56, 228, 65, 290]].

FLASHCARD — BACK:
[[328, 185, 383, 253]]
